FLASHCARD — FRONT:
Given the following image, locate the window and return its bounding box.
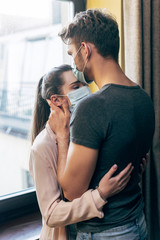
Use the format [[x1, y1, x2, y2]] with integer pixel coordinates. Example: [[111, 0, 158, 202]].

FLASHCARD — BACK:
[[0, 0, 74, 197]]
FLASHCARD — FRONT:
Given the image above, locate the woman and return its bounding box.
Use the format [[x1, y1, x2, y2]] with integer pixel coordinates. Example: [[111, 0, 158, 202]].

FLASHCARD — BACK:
[[29, 64, 134, 240]]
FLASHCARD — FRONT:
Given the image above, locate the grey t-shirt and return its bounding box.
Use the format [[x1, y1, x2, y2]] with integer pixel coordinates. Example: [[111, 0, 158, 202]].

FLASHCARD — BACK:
[[70, 84, 155, 232]]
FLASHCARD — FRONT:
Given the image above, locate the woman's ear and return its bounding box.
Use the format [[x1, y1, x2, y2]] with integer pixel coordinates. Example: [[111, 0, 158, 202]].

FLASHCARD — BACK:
[[50, 95, 63, 107]]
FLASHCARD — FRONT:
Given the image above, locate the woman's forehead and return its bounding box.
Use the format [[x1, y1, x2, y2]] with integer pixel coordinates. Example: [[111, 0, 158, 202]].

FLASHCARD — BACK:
[[62, 70, 77, 85]]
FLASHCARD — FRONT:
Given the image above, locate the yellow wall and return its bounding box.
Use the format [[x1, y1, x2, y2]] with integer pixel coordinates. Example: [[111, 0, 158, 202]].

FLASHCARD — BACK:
[[86, 0, 124, 93]]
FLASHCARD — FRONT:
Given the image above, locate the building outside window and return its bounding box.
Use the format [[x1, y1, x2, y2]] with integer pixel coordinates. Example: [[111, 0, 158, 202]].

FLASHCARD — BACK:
[[0, 0, 73, 196]]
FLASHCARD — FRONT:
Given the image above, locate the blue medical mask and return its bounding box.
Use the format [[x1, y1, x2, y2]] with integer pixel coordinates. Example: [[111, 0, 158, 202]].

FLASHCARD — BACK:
[[67, 86, 91, 112], [72, 62, 93, 85], [72, 45, 93, 85], [56, 86, 91, 113]]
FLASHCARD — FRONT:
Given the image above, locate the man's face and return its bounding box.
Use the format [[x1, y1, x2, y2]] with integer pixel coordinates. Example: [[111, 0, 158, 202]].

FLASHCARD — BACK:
[[67, 42, 93, 83], [67, 43, 85, 72]]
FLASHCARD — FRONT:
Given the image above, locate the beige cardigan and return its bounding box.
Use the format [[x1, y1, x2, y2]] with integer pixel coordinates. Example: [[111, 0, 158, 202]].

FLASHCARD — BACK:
[[29, 123, 106, 240]]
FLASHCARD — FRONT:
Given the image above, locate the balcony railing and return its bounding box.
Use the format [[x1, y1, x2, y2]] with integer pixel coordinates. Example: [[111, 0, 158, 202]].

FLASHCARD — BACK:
[[0, 82, 36, 138]]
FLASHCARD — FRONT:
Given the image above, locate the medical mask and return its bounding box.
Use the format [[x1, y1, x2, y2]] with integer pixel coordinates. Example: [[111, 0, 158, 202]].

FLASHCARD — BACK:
[[56, 86, 91, 113], [72, 62, 93, 85], [72, 45, 93, 85], [67, 86, 91, 112]]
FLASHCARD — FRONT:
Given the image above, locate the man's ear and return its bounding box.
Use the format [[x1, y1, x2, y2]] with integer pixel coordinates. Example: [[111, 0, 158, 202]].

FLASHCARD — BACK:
[[81, 42, 91, 59], [50, 95, 63, 107]]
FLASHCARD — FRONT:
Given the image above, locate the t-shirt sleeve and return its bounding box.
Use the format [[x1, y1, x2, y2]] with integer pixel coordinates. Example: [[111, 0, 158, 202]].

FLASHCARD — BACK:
[[70, 95, 108, 149]]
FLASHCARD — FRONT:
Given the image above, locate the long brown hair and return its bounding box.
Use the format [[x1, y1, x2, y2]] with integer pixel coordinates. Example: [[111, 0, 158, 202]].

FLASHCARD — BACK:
[[31, 64, 72, 144]]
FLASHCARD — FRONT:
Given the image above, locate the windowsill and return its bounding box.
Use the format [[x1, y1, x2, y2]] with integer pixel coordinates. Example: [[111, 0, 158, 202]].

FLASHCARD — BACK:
[[0, 211, 42, 240]]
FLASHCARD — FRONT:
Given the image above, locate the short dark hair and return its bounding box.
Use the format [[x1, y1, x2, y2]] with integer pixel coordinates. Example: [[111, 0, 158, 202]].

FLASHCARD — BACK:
[[59, 9, 120, 62]]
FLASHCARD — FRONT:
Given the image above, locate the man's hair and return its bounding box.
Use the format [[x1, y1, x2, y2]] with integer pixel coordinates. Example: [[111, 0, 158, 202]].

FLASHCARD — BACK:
[[59, 9, 120, 62]]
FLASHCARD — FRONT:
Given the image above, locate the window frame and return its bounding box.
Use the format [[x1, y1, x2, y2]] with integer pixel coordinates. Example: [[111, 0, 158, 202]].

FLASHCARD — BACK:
[[57, 0, 86, 14], [0, 188, 39, 224]]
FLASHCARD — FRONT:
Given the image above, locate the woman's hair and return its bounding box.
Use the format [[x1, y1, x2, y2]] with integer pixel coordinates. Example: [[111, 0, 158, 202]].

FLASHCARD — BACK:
[[31, 64, 72, 144], [59, 9, 119, 62]]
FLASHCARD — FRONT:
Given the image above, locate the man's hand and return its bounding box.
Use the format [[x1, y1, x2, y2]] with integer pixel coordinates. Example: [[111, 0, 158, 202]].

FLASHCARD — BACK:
[[47, 99, 70, 142], [98, 163, 134, 200]]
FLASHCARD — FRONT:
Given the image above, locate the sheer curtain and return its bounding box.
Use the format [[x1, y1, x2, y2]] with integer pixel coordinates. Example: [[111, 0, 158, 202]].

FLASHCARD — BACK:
[[123, 0, 160, 239]]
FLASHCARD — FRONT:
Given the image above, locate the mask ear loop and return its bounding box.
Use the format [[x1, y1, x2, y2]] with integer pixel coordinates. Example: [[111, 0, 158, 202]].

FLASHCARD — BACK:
[[82, 44, 91, 72], [53, 94, 66, 97], [73, 45, 83, 61], [82, 58, 88, 73]]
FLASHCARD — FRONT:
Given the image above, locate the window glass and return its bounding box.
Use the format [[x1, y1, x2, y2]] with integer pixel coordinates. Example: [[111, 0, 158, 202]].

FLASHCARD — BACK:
[[0, 0, 73, 196]]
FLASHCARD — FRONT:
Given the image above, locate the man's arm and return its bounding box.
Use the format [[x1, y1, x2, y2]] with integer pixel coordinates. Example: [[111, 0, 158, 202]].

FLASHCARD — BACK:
[[48, 100, 98, 201], [57, 141, 98, 201]]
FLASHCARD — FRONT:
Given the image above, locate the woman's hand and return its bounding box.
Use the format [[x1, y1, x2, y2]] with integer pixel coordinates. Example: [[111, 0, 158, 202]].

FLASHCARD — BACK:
[[47, 99, 70, 142], [139, 153, 149, 175], [97, 163, 134, 200], [138, 153, 149, 184]]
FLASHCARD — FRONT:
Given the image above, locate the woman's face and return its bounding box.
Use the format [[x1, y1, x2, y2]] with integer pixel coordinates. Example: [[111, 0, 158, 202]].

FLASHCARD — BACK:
[[49, 70, 88, 109], [61, 70, 85, 95]]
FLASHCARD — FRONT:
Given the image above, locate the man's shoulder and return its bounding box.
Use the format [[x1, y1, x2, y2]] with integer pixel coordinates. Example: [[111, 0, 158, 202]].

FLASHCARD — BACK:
[[70, 89, 107, 126], [76, 87, 108, 109]]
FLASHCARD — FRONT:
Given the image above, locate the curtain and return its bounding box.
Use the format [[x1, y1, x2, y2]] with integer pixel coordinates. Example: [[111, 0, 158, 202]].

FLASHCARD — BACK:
[[123, 0, 160, 239]]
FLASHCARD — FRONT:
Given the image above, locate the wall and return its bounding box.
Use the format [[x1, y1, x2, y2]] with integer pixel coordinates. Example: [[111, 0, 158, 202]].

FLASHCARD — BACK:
[[86, 0, 124, 93]]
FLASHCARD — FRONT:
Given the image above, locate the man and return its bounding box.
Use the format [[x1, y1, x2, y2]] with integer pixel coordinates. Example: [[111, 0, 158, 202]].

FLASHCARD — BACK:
[[48, 9, 155, 240]]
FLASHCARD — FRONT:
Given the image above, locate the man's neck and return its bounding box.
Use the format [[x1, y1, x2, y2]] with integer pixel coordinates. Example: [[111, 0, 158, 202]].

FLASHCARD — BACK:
[[91, 57, 136, 89]]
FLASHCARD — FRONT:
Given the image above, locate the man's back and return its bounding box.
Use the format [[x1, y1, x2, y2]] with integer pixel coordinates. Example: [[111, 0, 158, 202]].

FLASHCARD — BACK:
[[70, 83, 155, 232]]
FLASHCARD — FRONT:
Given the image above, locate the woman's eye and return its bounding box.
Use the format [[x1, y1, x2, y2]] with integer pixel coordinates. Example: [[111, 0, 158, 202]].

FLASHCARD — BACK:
[[71, 82, 84, 90], [73, 85, 80, 89]]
